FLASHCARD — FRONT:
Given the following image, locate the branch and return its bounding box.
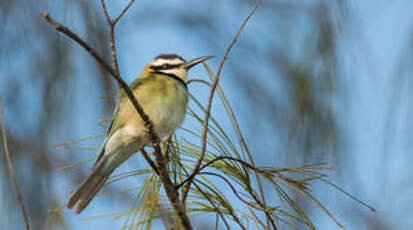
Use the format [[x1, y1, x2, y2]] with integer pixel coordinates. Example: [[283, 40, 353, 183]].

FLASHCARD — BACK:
[[182, 0, 262, 202], [113, 0, 135, 25], [198, 171, 280, 230], [192, 181, 233, 230], [99, 0, 159, 177], [0, 99, 31, 230], [171, 150, 239, 230], [154, 144, 192, 229], [199, 172, 264, 211], [202, 62, 275, 228], [41, 11, 158, 146], [140, 148, 159, 175], [99, 0, 112, 25], [41, 12, 117, 77], [177, 156, 258, 189], [100, 0, 135, 80], [187, 78, 212, 87], [42, 12, 192, 230]]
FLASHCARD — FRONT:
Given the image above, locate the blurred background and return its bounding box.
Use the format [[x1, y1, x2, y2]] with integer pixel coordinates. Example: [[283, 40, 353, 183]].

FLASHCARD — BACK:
[[1, 0, 412, 229]]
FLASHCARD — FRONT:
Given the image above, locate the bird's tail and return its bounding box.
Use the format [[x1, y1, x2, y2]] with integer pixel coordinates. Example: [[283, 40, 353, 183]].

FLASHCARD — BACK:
[[67, 133, 141, 214], [66, 154, 113, 214]]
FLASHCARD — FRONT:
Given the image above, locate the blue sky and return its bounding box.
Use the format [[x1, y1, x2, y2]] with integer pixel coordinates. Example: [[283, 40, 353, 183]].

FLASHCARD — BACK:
[[1, 0, 413, 229]]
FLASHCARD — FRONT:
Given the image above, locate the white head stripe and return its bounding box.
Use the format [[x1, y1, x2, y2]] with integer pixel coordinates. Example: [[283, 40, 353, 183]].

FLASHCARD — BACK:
[[152, 58, 184, 66]]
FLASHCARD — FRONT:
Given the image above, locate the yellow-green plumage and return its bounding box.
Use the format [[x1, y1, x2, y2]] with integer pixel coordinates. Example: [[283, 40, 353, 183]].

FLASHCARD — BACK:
[[67, 54, 211, 214], [112, 73, 188, 138]]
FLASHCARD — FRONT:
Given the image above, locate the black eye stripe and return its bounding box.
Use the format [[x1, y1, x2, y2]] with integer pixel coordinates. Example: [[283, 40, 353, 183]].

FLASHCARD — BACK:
[[150, 64, 182, 70]]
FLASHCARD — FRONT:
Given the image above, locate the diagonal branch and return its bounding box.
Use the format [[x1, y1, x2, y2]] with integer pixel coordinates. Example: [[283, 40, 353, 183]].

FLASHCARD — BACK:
[[182, 0, 262, 202], [0, 99, 31, 230], [41, 12, 117, 78], [41, 12, 156, 148], [41, 12, 192, 230], [140, 148, 159, 175], [113, 0, 135, 25]]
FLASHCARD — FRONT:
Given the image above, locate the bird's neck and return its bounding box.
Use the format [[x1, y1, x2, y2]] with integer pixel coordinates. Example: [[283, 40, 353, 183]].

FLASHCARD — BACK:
[[157, 69, 187, 80], [140, 64, 187, 80], [151, 71, 188, 89]]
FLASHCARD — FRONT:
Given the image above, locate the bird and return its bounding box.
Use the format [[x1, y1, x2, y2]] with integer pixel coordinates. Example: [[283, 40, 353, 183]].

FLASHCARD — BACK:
[[67, 54, 213, 214]]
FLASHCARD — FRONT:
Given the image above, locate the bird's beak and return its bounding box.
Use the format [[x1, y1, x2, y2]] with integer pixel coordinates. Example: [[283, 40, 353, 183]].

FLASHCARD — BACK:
[[182, 56, 214, 70]]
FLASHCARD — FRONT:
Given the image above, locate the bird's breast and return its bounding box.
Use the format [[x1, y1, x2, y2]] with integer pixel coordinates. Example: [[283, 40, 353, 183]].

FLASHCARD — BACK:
[[135, 75, 188, 137]]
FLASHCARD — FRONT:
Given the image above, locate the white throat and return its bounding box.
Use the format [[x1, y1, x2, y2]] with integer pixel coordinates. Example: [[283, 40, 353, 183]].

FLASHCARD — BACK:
[[158, 68, 187, 80]]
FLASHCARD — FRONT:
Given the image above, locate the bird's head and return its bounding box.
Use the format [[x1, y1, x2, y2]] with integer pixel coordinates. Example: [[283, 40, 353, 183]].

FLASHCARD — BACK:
[[146, 54, 213, 80]]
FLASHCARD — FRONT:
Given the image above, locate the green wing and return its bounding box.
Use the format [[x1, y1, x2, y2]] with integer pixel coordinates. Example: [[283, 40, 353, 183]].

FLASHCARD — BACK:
[[106, 77, 147, 136], [106, 106, 119, 136]]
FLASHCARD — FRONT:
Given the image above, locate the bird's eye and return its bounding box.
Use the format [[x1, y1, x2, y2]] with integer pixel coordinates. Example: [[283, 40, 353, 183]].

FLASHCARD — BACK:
[[162, 64, 169, 69]]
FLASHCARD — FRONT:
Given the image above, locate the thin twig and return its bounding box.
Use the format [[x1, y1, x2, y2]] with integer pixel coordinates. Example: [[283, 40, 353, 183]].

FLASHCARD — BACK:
[[100, 0, 135, 84], [183, 0, 262, 202], [248, 206, 267, 230], [177, 156, 258, 189], [140, 148, 159, 175], [247, 184, 278, 230], [0, 99, 31, 230], [193, 181, 233, 230], [202, 171, 276, 230], [99, 0, 111, 25], [199, 172, 265, 211], [187, 79, 212, 87], [182, 154, 278, 229], [172, 152, 234, 230], [113, 0, 135, 25], [53, 134, 105, 148], [102, 5, 119, 78], [178, 154, 306, 229], [42, 12, 192, 230], [98, 119, 111, 129], [202, 62, 275, 229]]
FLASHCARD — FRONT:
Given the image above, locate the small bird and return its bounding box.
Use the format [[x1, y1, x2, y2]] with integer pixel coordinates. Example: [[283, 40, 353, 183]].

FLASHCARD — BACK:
[[67, 54, 213, 214]]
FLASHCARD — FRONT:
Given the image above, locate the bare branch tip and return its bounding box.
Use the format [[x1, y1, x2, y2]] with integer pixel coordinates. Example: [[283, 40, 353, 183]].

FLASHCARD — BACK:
[[41, 12, 49, 18]]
